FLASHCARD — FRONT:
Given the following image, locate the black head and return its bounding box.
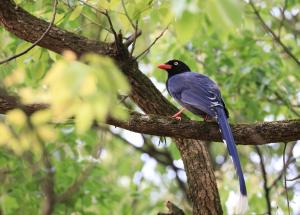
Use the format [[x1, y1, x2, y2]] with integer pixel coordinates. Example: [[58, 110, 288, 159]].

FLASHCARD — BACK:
[[157, 59, 191, 76]]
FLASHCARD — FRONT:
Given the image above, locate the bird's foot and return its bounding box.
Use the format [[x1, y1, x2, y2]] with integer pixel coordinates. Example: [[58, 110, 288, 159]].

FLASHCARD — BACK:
[[203, 115, 210, 122], [170, 108, 185, 121], [171, 115, 182, 121]]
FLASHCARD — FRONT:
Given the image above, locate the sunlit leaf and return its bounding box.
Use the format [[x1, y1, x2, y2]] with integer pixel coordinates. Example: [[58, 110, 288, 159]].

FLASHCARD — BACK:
[[6, 109, 27, 128]]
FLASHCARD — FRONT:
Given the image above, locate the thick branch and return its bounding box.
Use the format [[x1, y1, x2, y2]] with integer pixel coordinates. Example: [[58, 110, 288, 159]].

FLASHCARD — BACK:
[[107, 113, 300, 145], [0, 88, 299, 146], [0, 0, 113, 57]]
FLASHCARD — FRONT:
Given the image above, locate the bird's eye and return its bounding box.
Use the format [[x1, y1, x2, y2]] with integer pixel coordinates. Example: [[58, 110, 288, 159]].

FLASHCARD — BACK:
[[174, 62, 178, 66]]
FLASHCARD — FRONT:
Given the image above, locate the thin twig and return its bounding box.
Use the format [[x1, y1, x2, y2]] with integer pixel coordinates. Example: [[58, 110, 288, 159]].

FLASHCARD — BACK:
[[130, 20, 139, 56], [0, 0, 58, 65], [255, 146, 272, 215], [249, 0, 300, 66], [283, 143, 291, 215], [103, 10, 118, 42], [135, 26, 169, 60], [286, 174, 300, 181], [106, 129, 188, 198], [121, 0, 136, 30], [124, 29, 142, 47], [274, 91, 300, 117], [78, 0, 105, 15], [80, 13, 112, 33], [78, 0, 120, 46], [269, 142, 296, 189], [120, 0, 140, 56]]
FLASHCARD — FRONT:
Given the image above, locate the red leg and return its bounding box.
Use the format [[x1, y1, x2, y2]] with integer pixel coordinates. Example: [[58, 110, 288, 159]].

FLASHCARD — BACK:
[[171, 108, 185, 120], [203, 114, 210, 122]]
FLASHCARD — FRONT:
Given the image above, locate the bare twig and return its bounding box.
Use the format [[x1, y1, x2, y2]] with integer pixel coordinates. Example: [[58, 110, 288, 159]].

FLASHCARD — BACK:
[[269, 142, 296, 189], [274, 91, 300, 117], [107, 129, 188, 198], [286, 174, 300, 181], [78, 0, 118, 40], [121, 0, 140, 56], [283, 143, 291, 215], [130, 20, 139, 56], [249, 1, 300, 66], [80, 13, 112, 33], [121, 0, 136, 30], [103, 10, 119, 42], [124, 29, 142, 47], [0, 0, 58, 65], [255, 146, 271, 215], [135, 26, 169, 60]]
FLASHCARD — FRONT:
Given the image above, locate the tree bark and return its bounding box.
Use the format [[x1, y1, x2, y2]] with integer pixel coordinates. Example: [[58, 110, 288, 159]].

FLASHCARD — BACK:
[[107, 113, 300, 145], [1, 91, 299, 145]]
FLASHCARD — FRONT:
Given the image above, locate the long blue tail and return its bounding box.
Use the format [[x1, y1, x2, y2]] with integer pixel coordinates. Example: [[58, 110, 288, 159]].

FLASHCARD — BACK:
[[215, 107, 247, 196]]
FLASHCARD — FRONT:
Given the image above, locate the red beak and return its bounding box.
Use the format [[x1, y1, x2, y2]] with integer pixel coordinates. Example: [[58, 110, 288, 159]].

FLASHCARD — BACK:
[[158, 64, 172, 70]]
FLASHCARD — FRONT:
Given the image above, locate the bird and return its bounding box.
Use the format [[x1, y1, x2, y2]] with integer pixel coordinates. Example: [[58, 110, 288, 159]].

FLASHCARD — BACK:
[[158, 59, 248, 214]]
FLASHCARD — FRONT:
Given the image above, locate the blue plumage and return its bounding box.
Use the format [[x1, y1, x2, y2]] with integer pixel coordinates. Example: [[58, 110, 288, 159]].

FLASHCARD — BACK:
[[158, 59, 248, 213]]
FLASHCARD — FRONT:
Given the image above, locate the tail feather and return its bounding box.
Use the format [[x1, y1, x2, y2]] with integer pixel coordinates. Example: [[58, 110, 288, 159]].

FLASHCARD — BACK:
[[215, 107, 248, 214]]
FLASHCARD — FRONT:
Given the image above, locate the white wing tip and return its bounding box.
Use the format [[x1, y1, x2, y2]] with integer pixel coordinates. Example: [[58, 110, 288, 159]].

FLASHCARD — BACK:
[[234, 193, 248, 215]]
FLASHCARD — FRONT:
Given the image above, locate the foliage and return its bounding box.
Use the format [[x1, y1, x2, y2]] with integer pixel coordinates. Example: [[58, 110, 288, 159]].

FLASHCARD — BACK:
[[0, 0, 300, 214]]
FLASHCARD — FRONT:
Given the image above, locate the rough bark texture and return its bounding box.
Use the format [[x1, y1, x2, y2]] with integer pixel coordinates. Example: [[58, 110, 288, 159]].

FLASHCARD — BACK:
[[1, 92, 298, 145], [0, 1, 222, 214], [107, 113, 300, 145]]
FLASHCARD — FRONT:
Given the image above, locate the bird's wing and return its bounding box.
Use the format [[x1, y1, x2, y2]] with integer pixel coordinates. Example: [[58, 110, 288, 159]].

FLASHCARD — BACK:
[[168, 72, 223, 117]]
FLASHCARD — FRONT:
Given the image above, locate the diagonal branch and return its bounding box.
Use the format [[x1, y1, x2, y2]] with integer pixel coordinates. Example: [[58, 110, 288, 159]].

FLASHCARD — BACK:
[[109, 130, 188, 197], [135, 25, 169, 59], [249, 1, 300, 66]]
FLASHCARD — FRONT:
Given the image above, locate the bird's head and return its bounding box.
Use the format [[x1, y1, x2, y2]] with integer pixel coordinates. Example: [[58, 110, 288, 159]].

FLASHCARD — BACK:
[[157, 59, 191, 75]]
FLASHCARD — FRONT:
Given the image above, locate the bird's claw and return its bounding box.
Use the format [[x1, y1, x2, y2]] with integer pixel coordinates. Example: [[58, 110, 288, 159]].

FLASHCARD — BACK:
[[170, 108, 185, 121], [203, 115, 209, 121], [171, 115, 182, 121]]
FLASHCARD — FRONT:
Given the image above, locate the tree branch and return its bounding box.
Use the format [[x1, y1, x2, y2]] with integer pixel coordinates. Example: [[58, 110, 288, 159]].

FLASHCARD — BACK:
[[135, 25, 168, 60], [249, 1, 300, 66], [268, 142, 296, 189], [0, 86, 300, 146], [254, 146, 271, 215], [109, 130, 188, 197], [107, 113, 300, 145], [283, 143, 291, 215]]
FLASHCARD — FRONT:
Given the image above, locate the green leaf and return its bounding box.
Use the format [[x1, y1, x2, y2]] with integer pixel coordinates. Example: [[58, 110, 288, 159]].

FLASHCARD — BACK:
[[2, 195, 19, 213], [69, 5, 83, 21], [175, 12, 198, 44]]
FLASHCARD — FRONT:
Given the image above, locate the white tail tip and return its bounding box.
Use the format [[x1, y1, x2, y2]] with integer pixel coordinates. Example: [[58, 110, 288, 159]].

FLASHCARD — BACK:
[[234, 193, 248, 215]]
